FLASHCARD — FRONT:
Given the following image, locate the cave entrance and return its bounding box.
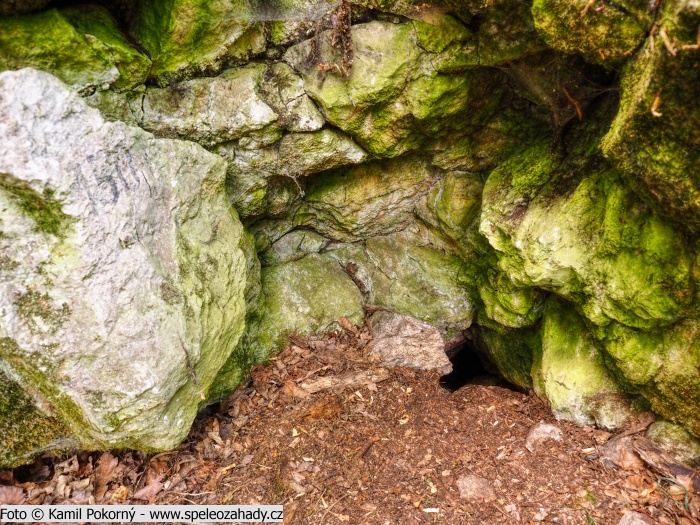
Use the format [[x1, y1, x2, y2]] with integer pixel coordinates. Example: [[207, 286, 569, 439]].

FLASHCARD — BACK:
[[439, 332, 518, 392]]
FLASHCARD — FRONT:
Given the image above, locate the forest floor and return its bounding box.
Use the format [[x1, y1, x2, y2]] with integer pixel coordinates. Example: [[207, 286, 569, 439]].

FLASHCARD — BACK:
[[2, 325, 700, 525]]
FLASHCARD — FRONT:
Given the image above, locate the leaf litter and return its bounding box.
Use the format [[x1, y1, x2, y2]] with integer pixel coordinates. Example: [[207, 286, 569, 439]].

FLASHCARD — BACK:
[[2, 321, 699, 524]]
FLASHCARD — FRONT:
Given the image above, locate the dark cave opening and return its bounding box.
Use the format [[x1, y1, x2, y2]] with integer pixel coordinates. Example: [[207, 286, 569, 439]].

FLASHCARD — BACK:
[[439, 333, 519, 392]]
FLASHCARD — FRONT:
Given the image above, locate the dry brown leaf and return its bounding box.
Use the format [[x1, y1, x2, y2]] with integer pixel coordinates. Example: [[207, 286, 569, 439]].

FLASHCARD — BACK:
[[302, 397, 342, 420], [338, 317, 359, 335], [0, 486, 25, 505], [111, 485, 129, 501], [282, 380, 310, 399], [132, 475, 164, 501], [677, 474, 695, 495], [93, 452, 119, 500]]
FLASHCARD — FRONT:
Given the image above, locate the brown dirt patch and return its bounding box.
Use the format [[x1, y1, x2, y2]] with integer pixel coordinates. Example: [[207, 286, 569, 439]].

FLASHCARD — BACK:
[[2, 325, 699, 524]]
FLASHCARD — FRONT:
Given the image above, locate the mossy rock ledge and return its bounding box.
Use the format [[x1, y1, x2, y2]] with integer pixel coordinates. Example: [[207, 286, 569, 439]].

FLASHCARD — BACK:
[[2, 0, 700, 467]]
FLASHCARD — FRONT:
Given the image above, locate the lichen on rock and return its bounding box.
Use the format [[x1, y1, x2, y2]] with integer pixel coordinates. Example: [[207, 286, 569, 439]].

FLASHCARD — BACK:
[[0, 68, 247, 465]]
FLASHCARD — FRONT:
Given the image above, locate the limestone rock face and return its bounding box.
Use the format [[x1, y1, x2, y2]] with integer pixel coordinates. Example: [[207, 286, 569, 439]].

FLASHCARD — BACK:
[[284, 19, 506, 158], [0, 7, 151, 93], [601, 0, 700, 232], [129, 0, 266, 82], [0, 69, 247, 463], [369, 311, 452, 374], [481, 140, 694, 330], [535, 301, 636, 430], [241, 253, 365, 362]]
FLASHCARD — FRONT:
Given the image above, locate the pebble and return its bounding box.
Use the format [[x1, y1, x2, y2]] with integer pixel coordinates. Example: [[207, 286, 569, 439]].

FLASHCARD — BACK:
[[525, 421, 564, 452]]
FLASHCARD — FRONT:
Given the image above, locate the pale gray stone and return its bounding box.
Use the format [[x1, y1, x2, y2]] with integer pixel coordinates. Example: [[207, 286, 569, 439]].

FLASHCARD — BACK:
[[525, 421, 564, 452], [618, 511, 655, 525], [0, 69, 247, 454], [456, 474, 496, 502], [369, 311, 452, 374]]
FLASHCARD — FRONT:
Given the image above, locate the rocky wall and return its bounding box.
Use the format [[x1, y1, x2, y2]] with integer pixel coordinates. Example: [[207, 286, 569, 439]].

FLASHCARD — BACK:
[[1, 0, 699, 467]]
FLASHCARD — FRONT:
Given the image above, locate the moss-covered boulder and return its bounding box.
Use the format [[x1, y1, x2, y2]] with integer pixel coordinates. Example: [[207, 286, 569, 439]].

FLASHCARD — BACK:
[[129, 0, 265, 83], [480, 139, 694, 330], [534, 300, 636, 430], [646, 420, 700, 467], [601, 0, 700, 232], [284, 19, 507, 157], [327, 229, 477, 336], [0, 7, 150, 93], [532, 0, 647, 66], [0, 368, 74, 469], [470, 323, 537, 390], [0, 69, 247, 465], [601, 320, 700, 437], [238, 253, 364, 363], [296, 155, 437, 241]]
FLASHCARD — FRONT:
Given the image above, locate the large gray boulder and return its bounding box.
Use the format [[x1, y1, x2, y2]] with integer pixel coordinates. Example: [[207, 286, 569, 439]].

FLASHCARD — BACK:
[[0, 69, 247, 465]]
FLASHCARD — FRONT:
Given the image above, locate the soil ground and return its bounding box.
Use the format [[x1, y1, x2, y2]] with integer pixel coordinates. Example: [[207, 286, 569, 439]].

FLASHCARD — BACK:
[[2, 325, 699, 525]]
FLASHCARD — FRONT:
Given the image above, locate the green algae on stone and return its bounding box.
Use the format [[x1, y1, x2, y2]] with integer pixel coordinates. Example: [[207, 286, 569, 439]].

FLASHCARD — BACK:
[[327, 229, 477, 336], [283, 20, 502, 158], [470, 323, 537, 390], [296, 155, 437, 241], [60, 5, 151, 90], [0, 366, 73, 469], [601, 320, 700, 437], [535, 299, 636, 430], [0, 10, 118, 91], [478, 0, 547, 65], [601, 0, 700, 232], [241, 253, 364, 362], [646, 420, 700, 467], [129, 0, 265, 83], [0, 173, 74, 239], [480, 139, 694, 330], [531, 0, 646, 66], [209, 229, 264, 401], [478, 269, 546, 329]]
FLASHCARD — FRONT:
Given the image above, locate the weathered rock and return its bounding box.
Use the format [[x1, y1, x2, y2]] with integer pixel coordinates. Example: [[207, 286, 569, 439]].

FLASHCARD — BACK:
[[260, 229, 330, 266], [602, 320, 700, 437], [0, 369, 75, 469], [532, 0, 647, 66], [368, 311, 452, 374], [470, 323, 536, 390], [480, 138, 694, 330], [278, 130, 368, 177], [284, 19, 504, 157], [129, 0, 265, 82], [646, 420, 700, 468], [601, 0, 700, 232], [259, 63, 325, 133], [456, 474, 496, 502], [0, 69, 247, 463], [240, 253, 364, 362], [618, 512, 655, 525], [478, 0, 546, 65], [296, 155, 437, 241], [327, 229, 477, 336], [0, 7, 150, 93], [534, 300, 635, 430], [525, 421, 564, 452], [599, 436, 645, 471], [142, 65, 281, 146]]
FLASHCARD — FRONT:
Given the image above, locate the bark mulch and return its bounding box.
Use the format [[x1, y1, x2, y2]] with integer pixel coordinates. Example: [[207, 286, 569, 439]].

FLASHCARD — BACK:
[[2, 324, 699, 525]]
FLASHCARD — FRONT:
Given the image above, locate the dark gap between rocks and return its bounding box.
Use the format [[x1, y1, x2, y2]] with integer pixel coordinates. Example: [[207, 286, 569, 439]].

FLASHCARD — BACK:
[[440, 332, 518, 392]]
